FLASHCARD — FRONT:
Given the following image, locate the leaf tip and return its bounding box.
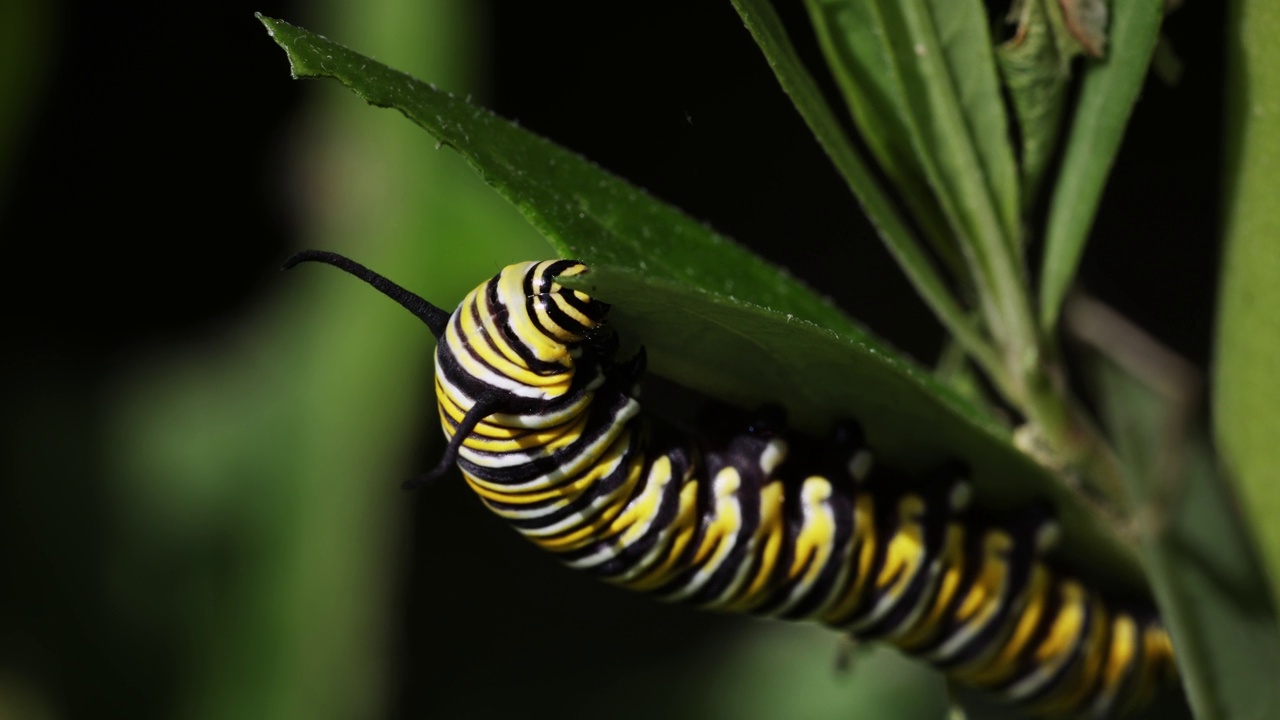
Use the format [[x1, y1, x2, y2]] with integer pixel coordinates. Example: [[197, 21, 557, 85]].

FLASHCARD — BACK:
[[1060, 0, 1109, 58], [255, 12, 278, 36], [255, 15, 316, 80]]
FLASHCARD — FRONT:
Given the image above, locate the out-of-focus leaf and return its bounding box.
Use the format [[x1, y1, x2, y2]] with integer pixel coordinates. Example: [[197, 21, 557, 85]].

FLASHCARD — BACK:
[[1092, 356, 1280, 720], [693, 624, 947, 720], [105, 4, 546, 718], [1216, 0, 1280, 640], [1038, 0, 1163, 333], [934, 335, 997, 413], [259, 14, 1150, 599], [0, 675, 54, 720]]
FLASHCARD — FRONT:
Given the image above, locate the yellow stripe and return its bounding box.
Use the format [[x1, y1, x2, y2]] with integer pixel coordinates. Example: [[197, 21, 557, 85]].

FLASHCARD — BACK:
[[436, 376, 593, 444], [788, 478, 836, 590], [963, 564, 1052, 685], [466, 430, 631, 507], [690, 468, 743, 572], [609, 455, 673, 545], [532, 460, 643, 552], [944, 534, 1016, 682], [468, 280, 538, 374], [499, 264, 571, 364], [1121, 625, 1176, 713], [872, 496, 927, 611], [897, 524, 967, 649], [453, 286, 572, 389], [1094, 615, 1138, 713], [722, 481, 786, 612], [1030, 596, 1110, 714], [820, 494, 877, 623], [626, 479, 700, 591]]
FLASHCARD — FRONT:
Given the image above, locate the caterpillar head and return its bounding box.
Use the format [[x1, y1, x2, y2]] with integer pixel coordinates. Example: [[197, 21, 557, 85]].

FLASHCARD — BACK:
[[282, 250, 612, 492], [520, 259, 610, 347], [451, 259, 610, 378]]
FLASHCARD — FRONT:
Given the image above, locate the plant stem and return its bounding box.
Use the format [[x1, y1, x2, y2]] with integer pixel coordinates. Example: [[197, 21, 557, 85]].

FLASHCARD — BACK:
[[1020, 347, 1130, 510]]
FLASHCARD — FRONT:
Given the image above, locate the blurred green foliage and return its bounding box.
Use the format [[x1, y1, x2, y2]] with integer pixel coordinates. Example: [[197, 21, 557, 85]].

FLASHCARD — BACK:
[[102, 2, 544, 717], [1217, 0, 1280, 642], [0, 0, 51, 201]]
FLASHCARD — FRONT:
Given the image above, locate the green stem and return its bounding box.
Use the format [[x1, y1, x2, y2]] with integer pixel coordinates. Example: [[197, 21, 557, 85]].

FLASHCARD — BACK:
[[1021, 351, 1129, 510]]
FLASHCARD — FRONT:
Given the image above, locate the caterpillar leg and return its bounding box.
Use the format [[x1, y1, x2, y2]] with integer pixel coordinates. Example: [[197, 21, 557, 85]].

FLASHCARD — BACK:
[[832, 634, 861, 674], [827, 419, 872, 483], [612, 345, 647, 394], [747, 404, 788, 436], [945, 694, 969, 720], [1005, 499, 1062, 558]]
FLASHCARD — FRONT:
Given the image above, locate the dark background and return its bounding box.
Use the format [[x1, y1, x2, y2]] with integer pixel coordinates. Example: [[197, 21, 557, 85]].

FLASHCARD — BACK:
[[0, 1, 1223, 718]]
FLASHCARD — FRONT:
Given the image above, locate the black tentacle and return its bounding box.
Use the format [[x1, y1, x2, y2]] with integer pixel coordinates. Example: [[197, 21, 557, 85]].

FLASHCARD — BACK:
[[284, 250, 451, 338], [402, 397, 502, 491]]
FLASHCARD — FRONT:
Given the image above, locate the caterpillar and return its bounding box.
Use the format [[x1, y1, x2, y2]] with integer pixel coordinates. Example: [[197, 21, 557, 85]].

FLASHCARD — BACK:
[[285, 250, 1177, 718]]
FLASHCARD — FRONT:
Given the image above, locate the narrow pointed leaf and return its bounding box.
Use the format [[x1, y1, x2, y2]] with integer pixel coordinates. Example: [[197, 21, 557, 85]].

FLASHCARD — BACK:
[[925, 0, 1020, 247], [730, 0, 996, 380], [860, 0, 1029, 347], [1038, 0, 1163, 332], [801, 0, 961, 278]]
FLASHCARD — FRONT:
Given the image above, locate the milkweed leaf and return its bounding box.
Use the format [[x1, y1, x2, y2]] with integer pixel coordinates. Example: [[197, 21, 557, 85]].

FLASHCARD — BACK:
[[1038, 0, 1163, 332], [1215, 0, 1280, 651]]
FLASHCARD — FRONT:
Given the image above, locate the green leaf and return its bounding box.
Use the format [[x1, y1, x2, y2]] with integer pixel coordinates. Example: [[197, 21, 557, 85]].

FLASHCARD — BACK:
[[261, 14, 846, 334], [1216, 0, 1280, 644], [1038, 0, 1163, 333], [730, 0, 1006, 390], [1090, 356, 1280, 720], [839, 0, 1029, 356], [934, 335, 997, 412], [801, 0, 960, 278], [833, 0, 1020, 257], [922, 0, 1020, 249], [259, 13, 1149, 597]]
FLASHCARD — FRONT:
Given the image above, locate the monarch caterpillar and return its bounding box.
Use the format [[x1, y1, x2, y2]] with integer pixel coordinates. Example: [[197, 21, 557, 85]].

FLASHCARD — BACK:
[[285, 250, 1177, 718]]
